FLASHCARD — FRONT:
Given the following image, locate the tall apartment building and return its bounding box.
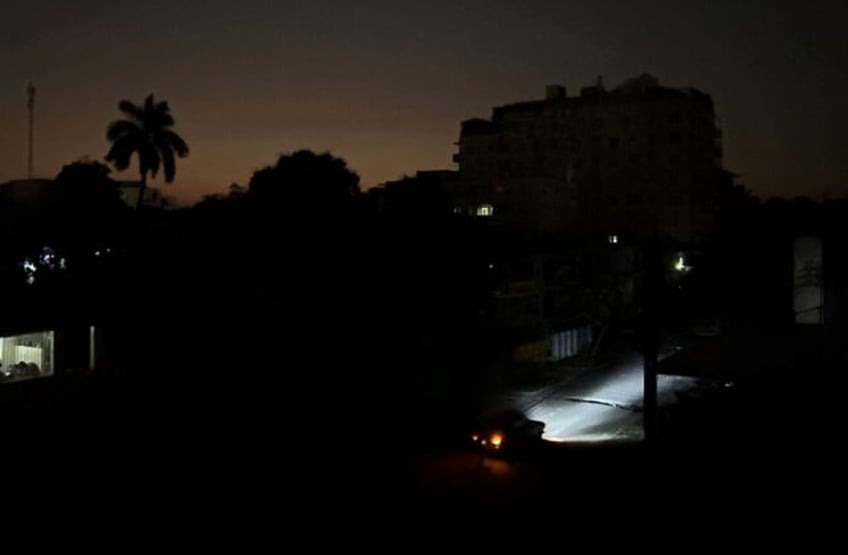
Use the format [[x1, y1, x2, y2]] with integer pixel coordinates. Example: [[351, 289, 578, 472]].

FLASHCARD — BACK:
[[452, 74, 733, 246]]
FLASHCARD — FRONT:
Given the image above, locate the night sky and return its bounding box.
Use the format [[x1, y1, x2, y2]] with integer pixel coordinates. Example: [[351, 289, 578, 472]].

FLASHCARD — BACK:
[[1, 0, 845, 204]]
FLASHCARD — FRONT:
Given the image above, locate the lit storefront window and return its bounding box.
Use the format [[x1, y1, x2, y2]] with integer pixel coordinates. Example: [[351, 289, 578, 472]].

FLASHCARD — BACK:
[[476, 204, 494, 217], [0, 331, 54, 384]]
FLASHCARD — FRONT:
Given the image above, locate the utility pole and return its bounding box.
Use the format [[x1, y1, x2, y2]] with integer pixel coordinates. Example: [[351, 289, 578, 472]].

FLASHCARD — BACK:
[[26, 82, 36, 179], [642, 222, 660, 444], [535, 252, 548, 366]]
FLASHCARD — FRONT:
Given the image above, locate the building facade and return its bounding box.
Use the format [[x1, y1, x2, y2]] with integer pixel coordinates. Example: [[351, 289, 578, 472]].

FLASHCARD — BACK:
[[453, 74, 732, 247]]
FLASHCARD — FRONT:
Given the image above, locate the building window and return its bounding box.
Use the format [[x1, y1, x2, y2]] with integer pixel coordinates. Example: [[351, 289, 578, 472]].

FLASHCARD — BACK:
[[476, 204, 494, 217], [1, 330, 54, 384], [608, 234, 619, 244], [453, 205, 463, 215]]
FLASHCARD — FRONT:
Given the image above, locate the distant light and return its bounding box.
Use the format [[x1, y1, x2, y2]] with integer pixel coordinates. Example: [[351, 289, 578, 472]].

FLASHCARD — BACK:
[[94, 250, 101, 257], [674, 255, 689, 272], [476, 204, 494, 217], [608, 234, 618, 244], [488, 263, 494, 269], [453, 206, 463, 215]]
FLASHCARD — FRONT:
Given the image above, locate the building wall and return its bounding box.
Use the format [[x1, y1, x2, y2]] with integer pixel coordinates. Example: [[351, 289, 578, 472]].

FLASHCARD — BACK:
[[0, 179, 53, 204], [116, 182, 173, 209], [454, 74, 728, 246]]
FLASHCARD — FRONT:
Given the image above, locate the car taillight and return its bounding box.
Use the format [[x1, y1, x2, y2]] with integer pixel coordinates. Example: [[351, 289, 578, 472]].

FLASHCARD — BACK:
[[490, 433, 503, 448]]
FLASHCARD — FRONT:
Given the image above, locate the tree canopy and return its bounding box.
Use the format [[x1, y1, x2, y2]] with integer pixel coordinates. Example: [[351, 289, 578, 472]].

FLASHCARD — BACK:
[[247, 150, 360, 208], [105, 94, 189, 210]]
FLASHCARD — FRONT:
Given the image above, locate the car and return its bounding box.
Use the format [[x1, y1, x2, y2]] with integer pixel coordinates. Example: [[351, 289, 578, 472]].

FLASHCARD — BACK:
[[469, 409, 545, 454]]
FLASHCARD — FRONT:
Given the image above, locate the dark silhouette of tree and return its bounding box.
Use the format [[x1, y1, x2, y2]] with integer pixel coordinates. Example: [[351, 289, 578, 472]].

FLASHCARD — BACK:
[[0, 160, 126, 246], [53, 159, 127, 217], [0, 159, 131, 294], [247, 150, 360, 210], [232, 150, 362, 308], [56, 158, 111, 183], [48, 159, 130, 259], [55, 159, 120, 204], [105, 94, 189, 210]]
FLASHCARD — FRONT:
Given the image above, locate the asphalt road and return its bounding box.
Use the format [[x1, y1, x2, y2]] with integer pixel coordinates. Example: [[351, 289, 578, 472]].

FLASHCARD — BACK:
[[487, 349, 713, 443]]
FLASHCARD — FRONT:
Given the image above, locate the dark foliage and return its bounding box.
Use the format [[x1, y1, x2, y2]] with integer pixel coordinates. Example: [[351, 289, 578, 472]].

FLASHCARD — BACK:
[[105, 94, 189, 210]]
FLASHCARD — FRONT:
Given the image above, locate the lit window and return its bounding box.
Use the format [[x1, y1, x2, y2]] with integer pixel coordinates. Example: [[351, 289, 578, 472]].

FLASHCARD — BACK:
[[476, 204, 494, 217], [452, 205, 463, 215], [1, 330, 54, 384], [608, 235, 619, 244]]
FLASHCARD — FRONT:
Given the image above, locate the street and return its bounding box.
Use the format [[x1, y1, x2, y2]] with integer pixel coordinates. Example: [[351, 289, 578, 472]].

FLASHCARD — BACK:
[[488, 349, 710, 443]]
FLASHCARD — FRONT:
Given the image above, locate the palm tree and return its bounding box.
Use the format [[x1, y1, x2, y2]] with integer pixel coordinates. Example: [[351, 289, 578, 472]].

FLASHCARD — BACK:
[[105, 94, 189, 210]]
